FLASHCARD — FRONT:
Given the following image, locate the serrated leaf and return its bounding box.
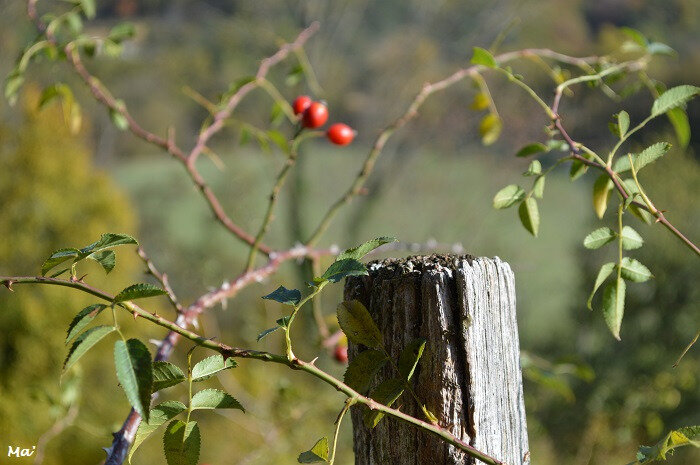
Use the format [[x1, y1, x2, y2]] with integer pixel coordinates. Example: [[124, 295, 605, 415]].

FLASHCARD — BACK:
[[398, 339, 426, 381], [592, 175, 613, 219], [533, 176, 546, 199], [262, 286, 301, 306], [619, 258, 652, 282], [191, 388, 244, 411], [587, 262, 615, 310], [114, 339, 153, 423], [257, 316, 290, 342], [583, 227, 617, 249], [617, 111, 630, 137], [651, 85, 699, 117], [516, 142, 547, 158], [620, 226, 644, 250], [64, 325, 115, 371], [114, 283, 166, 303], [518, 198, 540, 237], [297, 437, 329, 463], [65, 304, 107, 344], [479, 113, 502, 145], [336, 237, 397, 262], [163, 420, 200, 465], [493, 184, 525, 209], [667, 107, 691, 149], [152, 362, 186, 392], [41, 248, 79, 276], [364, 378, 405, 428], [634, 142, 671, 172], [470, 46, 497, 68], [633, 425, 700, 464], [337, 300, 383, 349], [129, 401, 186, 463], [191, 354, 237, 382], [523, 160, 542, 176], [320, 258, 368, 283], [87, 250, 116, 273], [79, 232, 138, 256], [343, 349, 388, 394], [602, 278, 626, 340]]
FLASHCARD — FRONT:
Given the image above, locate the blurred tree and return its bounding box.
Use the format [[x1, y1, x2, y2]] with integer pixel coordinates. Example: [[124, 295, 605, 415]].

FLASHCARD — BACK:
[[0, 87, 139, 464]]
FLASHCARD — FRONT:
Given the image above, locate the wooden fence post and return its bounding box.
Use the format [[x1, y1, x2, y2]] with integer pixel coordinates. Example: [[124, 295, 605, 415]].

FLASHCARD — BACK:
[[344, 255, 529, 465]]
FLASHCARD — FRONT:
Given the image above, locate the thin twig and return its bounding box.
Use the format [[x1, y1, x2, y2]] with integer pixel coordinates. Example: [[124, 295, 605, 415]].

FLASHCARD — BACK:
[[137, 246, 183, 313]]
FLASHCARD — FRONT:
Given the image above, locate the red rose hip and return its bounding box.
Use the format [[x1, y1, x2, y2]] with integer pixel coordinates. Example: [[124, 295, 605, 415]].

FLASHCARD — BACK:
[[302, 101, 329, 128], [292, 95, 312, 115], [333, 345, 348, 364], [326, 123, 355, 146]]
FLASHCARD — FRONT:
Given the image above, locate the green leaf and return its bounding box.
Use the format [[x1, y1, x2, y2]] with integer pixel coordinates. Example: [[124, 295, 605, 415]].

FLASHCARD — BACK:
[[583, 227, 616, 249], [516, 142, 548, 158], [666, 107, 691, 149], [114, 339, 153, 423], [320, 258, 368, 283], [108, 22, 136, 43], [651, 85, 699, 117], [5, 71, 25, 105], [533, 176, 546, 199], [114, 283, 167, 303], [363, 378, 405, 428], [337, 300, 383, 349], [569, 159, 588, 180], [336, 237, 398, 262], [621, 27, 647, 46], [152, 362, 186, 392], [634, 142, 671, 172], [479, 113, 502, 145], [619, 258, 652, 282], [191, 354, 237, 382], [269, 102, 284, 127], [343, 349, 388, 394], [163, 420, 200, 465], [41, 248, 79, 276], [191, 388, 244, 411], [110, 108, 129, 131], [65, 304, 107, 344], [64, 325, 115, 371], [129, 401, 186, 464], [470, 46, 497, 68], [79, 0, 96, 19], [262, 286, 301, 306], [398, 339, 426, 381], [493, 184, 525, 209], [38, 83, 73, 109], [267, 129, 289, 152], [523, 160, 542, 176], [587, 262, 615, 310], [620, 226, 644, 250], [592, 175, 613, 219], [79, 232, 138, 256], [297, 437, 329, 463], [285, 63, 304, 87], [633, 425, 700, 464], [87, 250, 116, 273], [518, 198, 540, 237], [629, 204, 654, 225], [617, 111, 630, 138], [257, 317, 290, 342], [602, 277, 626, 340]]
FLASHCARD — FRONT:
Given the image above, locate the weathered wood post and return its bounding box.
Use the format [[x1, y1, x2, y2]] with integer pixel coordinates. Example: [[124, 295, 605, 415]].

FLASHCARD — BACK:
[[344, 255, 529, 465]]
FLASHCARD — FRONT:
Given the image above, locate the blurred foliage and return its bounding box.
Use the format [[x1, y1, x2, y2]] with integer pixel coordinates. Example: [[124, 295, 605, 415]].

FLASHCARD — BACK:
[[0, 1, 698, 464]]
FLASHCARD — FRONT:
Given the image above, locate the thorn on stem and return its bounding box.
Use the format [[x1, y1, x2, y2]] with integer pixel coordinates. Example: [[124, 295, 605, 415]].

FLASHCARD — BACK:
[[2, 280, 14, 291]]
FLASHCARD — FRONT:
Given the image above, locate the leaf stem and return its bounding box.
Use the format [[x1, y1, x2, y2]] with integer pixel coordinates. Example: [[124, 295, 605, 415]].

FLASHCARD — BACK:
[[329, 399, 353, 465]]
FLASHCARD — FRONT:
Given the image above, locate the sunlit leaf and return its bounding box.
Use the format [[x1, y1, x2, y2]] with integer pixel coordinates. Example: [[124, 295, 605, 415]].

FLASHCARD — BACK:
[[129, 401, 187, 463], [620, 226, 644, 250], [152, 362, 186, 392], [114, 339, 153, 423], [191, 354, 237, 382], [619, 258, 652, 282], [493, 184, 525, 209], [651, 85, 699, 117], [592, 175, 613, 219], [587, 262, 615, 311], [602, 277, 626, 340], [113, 283, 166, 303], [337, 300, 383, 349], [470, 47, 497, 68], [479, 113, 502, 145], [363, 378, 405, 428], [64, 325, 115, 371], [398, 339, 426, 381], [336, 237, 397, 262], [518, 198, 540, 237], [297, 437, 329, 463], [65, 304, 107, 344], [190, 388, 244, 411], [633, 425, 700, 464], [163, 420, 200, 465], [583, 227, 616, 249], [320, 258, 367, 283]]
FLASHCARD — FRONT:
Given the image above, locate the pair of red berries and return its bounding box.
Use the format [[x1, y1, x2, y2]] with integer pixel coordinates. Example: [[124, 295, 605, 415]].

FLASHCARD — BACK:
[[292, 95, 356, 146]]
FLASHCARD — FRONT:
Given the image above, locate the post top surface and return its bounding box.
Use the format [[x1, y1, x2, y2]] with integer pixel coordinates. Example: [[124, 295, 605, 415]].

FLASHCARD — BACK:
[[365, 253, 477, 279]]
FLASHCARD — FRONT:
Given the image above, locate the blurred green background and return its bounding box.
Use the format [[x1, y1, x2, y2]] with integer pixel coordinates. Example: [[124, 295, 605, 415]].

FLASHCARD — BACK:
[[0, 1, 698, 464]]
